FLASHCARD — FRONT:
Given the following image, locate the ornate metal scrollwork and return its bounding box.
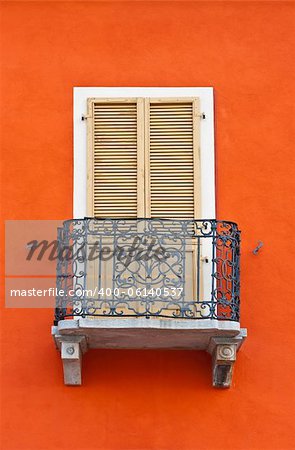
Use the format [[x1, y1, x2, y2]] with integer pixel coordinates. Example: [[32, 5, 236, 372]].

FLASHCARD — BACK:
[[54, 218, 241, 324]]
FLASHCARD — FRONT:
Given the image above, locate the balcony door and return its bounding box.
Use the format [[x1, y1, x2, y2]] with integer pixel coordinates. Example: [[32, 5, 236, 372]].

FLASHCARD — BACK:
[[84, 96, 208, 317]]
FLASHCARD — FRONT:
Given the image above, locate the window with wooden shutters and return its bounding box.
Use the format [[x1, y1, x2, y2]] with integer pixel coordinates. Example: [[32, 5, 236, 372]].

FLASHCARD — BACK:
[[86, 97, 200, 218], [85, 96, 202, 315]]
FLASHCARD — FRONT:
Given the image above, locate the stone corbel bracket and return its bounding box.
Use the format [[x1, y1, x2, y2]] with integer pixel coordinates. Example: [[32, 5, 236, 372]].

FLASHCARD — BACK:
[[54, 334, 88, 385], [52, 321, 247, 387], [207, 330, 247, 388]]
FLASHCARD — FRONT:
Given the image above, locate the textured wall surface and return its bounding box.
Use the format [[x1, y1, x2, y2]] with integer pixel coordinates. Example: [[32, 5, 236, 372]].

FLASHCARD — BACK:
[[0, 1, 294, 449]]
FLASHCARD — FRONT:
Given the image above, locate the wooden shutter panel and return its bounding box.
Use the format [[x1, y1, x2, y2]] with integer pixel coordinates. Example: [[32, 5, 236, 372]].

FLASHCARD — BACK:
[[87, 98, 144, 217], [145, 98, 200, 219], [85, 96, 203, 316]]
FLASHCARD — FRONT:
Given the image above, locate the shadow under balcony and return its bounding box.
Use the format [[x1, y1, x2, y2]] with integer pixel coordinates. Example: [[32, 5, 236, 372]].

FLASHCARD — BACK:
[[52, 218, 247, 387]]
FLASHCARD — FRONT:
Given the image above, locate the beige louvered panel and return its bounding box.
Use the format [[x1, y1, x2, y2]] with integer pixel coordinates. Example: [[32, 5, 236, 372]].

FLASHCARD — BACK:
[[85, 96, 202, 317], [87, 98, 144, 217], [93, 101, 137, 217], [145, 98, 200, 219], [86, 99, 144, 319]]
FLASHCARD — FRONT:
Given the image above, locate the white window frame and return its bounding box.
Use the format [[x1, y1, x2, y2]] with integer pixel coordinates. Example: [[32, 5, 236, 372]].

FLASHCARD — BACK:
[[73, 87, 215, 219]]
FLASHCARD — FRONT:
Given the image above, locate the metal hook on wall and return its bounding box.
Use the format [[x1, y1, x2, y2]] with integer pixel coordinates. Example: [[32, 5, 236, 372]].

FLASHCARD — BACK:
[[253, 241, 264, 255]]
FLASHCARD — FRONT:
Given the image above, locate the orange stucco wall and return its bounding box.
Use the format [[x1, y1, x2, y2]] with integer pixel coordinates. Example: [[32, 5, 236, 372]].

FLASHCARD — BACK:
[[1, 1, 295, 449]]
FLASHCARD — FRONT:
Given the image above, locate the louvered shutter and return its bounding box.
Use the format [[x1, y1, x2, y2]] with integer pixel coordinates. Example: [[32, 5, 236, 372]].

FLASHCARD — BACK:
[[87, 98, 144, 217], [145, 98, 200, 219], [85, 96, 202, 316], [144, 98, 201, 310]]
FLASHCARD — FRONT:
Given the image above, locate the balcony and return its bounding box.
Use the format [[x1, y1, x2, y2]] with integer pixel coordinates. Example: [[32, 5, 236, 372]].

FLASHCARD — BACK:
[[52, 218, 247, 387]]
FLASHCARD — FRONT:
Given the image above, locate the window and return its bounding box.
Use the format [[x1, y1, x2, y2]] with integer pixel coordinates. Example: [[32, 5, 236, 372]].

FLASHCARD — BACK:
[[74, 88, 216, 307], [74, 87, 215, 220], [86, 97, 201, 219]]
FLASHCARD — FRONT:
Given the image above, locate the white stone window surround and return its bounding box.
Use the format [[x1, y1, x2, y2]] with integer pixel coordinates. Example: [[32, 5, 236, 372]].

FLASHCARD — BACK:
[[73, 87, 215, 219]]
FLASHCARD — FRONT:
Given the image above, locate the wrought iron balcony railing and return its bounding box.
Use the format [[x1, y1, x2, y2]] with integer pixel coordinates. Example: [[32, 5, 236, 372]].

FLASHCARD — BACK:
[[54, 218, 241, 324]]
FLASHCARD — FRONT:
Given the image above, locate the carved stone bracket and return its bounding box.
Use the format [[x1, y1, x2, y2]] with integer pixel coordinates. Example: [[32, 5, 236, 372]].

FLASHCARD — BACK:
[[54, 334, 88, 385], [52, 322, 247, 387], [207, 331, 247, 388]]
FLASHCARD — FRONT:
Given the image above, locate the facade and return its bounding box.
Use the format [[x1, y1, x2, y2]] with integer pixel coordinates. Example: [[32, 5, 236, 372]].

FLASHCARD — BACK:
[[1, 1, 295, 450]]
